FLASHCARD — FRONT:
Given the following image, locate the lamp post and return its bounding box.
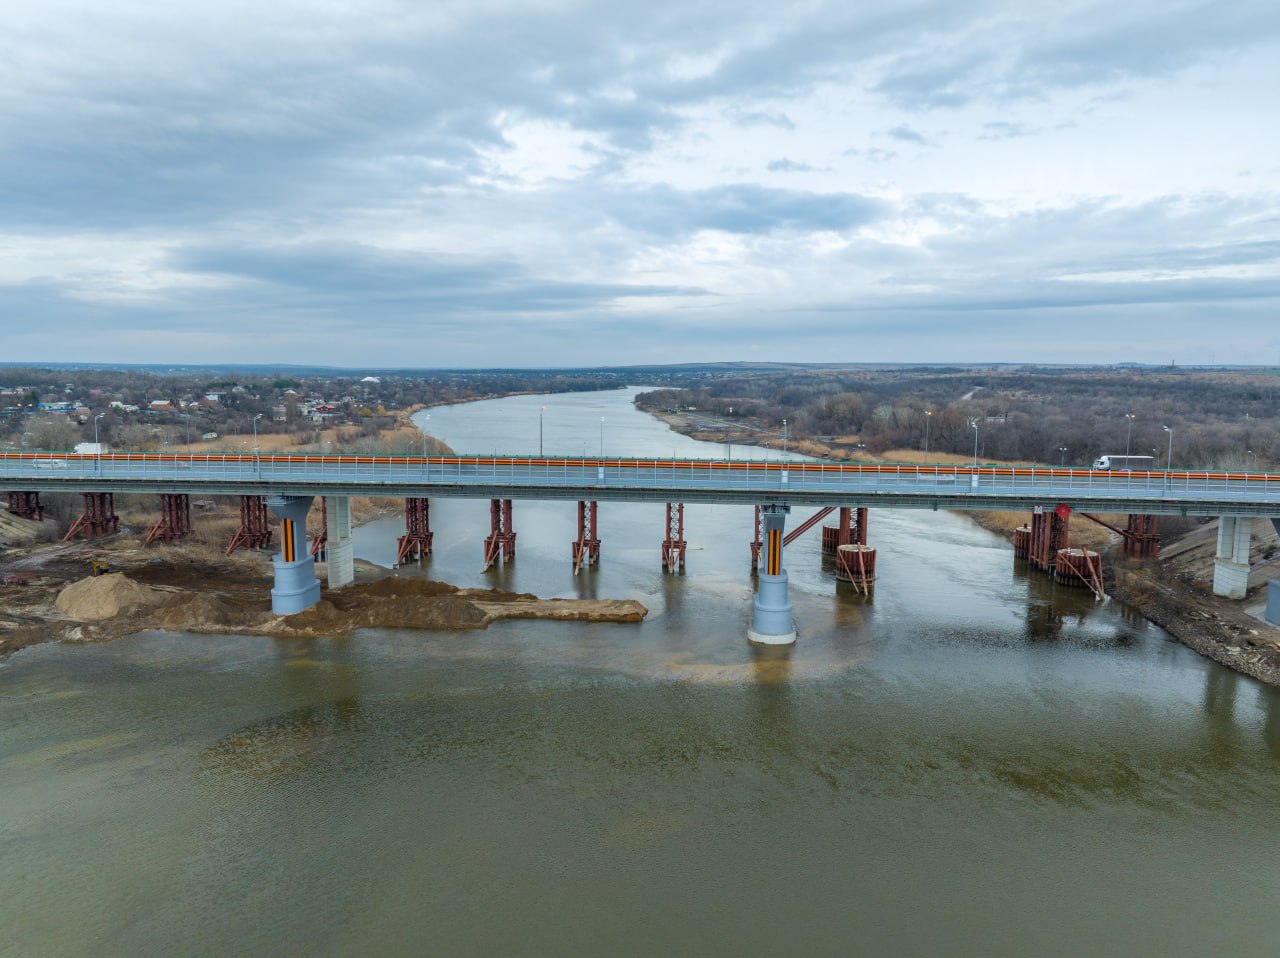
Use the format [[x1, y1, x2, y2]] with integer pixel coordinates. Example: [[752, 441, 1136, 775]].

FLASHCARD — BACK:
[[1162, 425, 1173, 470], [183, 413, 191, 450], [970, 419, 979, 467], [1246, 449, 1257, 469], [539, 406, 545, 456], [782, 419, 788, 456], [94, 413, 104, 472], [1124, 413, 1135, 459], [253, 413, 263, 473], [422, 413, 431, 457], [1059, 446, 1068, 466], [600, 417, 605, 458], [924, 410, 932, 462]]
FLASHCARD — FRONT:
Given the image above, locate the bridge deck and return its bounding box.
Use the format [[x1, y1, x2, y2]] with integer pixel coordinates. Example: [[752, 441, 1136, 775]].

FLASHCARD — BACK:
[[3, 452, 1278, 517]]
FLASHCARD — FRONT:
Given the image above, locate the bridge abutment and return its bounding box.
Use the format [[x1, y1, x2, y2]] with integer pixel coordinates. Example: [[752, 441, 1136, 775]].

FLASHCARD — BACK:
[[749, 504, 796, 645], [267, 495, 321, 614], [325, 496, 354, 590], [1213, 515, 1252, 599]]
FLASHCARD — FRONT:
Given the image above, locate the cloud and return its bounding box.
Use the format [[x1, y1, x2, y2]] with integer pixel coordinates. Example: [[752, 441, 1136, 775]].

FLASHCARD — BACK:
[[886, 124, 933, 146], [767, 158, 822, 173]]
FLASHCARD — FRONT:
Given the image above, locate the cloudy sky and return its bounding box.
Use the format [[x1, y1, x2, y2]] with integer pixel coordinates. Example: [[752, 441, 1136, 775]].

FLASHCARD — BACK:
[[3, 0, 1279, 367]]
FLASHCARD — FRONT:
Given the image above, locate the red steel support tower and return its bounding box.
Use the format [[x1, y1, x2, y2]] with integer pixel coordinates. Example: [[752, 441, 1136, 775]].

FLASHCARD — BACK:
[[1123, 514, 1160, 558], [144, 493, 193, 546], [310, 497, 328, 561], [64, 492, 120, 540], [1028, 504, 1071, 571], [397, 497, 434, 564], [661, 502, 686, 572], [483, 498, 516, 570], [571, 500, 600, 573], [5, 491, 44, 521], [226, 496, 273, 555]]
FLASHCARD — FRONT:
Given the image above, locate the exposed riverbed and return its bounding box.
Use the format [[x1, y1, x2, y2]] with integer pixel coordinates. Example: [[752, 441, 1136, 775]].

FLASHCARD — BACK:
[[3, 387, 1280, 957]]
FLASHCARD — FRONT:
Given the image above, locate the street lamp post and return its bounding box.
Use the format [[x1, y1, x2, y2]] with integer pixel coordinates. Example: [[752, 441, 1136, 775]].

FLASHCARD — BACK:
[[924, 410, 932, 462], [253, 413, 263, 472], [1124, 414, 1135, 459], [970, 419, 979, 467], [539, 406, 545, 457], [600, 417, 605, 458], [1059, 446, 1068, 466], [94, 413, 104, 472], [1247, 449, 1257, 469], [183, 413, 191, 450], [422, 413, 431, 457], [1162, 425, 1173, 470], [783, 418, 788, 456]]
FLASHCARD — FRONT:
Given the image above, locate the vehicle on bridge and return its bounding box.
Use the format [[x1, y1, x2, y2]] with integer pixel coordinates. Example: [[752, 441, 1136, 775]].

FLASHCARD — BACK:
[[1092, 455, 1155, 471]]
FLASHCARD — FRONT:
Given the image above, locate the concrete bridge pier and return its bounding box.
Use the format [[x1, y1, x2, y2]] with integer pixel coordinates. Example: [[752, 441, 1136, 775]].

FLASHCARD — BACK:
[[267, 495, 321, 614], [749, 504, 796, 646], [325, 496, 354, 590], [1213, 516, 1252, 599]]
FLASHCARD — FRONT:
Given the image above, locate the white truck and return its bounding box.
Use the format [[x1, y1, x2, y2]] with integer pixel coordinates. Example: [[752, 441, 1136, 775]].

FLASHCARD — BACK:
[[74, 442, 105, 455], [1092, 454, 1156, 470]]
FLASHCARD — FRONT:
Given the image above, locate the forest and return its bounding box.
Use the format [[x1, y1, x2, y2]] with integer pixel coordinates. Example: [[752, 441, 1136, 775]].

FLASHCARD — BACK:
[[635, 365, 1280, 469]]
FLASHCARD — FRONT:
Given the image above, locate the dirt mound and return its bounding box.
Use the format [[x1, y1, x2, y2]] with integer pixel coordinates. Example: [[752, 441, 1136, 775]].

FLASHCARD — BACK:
[[151, 593, 272, 633], [55, 575, 169, 622]]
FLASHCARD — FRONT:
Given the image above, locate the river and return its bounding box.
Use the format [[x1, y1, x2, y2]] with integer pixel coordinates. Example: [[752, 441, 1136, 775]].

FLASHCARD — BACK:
[[2, 387, 1279, 956]]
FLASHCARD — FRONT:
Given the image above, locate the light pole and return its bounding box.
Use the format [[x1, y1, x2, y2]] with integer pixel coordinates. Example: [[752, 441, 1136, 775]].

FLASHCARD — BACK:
[[1247, 449, 1257, 469], [183, 413, 191, 450], [782, 418, 788, 456], [253, 413, 263, 471], [924, 410, 932, 462], [1162, 425, 1173, 470], [1059, 446, 1068, 466], [970, 419, 979, 466], [422, 413, 431, 457], [1124, 413, 1135, 459], [94, 413, 104, 472], [540, 406, 545, 456], [600, 417, 605, 458]]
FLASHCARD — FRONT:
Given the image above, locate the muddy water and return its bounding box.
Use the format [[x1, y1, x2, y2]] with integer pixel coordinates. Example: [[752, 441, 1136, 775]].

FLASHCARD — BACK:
[[3, 388, 1279, 957]]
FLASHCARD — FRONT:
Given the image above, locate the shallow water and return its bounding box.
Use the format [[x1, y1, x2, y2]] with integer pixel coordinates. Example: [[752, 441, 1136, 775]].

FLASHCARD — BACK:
[[2, 387, 1279, 956]]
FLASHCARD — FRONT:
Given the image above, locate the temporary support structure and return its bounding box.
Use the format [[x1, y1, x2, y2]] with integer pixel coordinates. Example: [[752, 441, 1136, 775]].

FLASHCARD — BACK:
[[483, 498, 516, 571], [835, 544, 877, 595], [64, 492, 119, 540], [144, 493, 192, 546], [397, 497, 434, 564], [1029, 504, 1071, 571], [5, 491, 44, 521], [1079, 512, 1160, 558], [571, 500, 600, 574], [310, 496, 328, 561], [661, 502, 686, 572], [226, 495, 273, 555]]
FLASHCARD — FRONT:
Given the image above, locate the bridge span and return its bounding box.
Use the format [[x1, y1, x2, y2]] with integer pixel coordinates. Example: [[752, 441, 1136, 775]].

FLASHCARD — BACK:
[[4, 451, 1279, 642]]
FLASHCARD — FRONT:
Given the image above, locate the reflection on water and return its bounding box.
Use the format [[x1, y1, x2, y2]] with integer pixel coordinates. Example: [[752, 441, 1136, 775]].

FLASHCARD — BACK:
[[3, 387, 1280, 957]]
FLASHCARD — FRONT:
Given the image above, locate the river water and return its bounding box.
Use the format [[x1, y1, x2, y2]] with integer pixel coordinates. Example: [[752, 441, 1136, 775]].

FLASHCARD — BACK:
[[3, 388, 1279, 956]]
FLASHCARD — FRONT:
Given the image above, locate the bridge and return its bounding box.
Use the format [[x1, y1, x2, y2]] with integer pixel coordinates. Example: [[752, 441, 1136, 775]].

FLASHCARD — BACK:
[[4, 451, 1279, 642]]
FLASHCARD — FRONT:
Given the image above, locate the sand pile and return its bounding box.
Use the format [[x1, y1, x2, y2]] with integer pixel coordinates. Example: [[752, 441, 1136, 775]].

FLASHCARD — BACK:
[[55, 575, 169, 622]]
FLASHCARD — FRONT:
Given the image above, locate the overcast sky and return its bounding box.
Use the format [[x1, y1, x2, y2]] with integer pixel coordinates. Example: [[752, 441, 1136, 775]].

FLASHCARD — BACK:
[[3, 0, 1278, 367]]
